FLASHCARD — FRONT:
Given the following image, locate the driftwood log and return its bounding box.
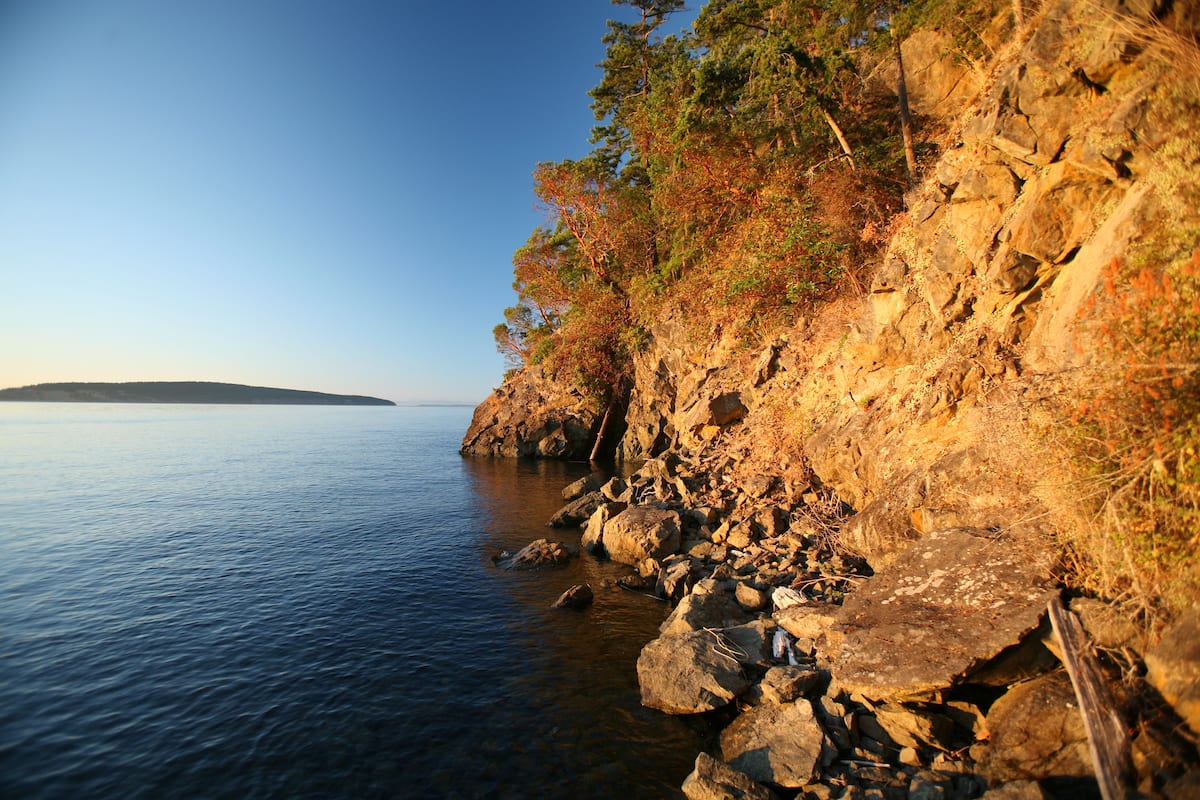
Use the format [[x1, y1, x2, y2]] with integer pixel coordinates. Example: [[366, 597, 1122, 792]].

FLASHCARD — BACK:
[[1048, 597, 1135, 800]]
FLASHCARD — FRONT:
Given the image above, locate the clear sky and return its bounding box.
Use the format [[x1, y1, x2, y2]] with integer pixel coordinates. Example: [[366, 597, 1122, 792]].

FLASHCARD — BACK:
[[0, 1, 697, 404]]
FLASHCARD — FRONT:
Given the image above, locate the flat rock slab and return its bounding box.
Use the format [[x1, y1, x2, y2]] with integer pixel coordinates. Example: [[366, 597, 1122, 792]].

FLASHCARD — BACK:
[[832, 528, 1056, 701], [719, 701, 825, 788], [562, 473, 604, 501], [638, 629, 752, 714]]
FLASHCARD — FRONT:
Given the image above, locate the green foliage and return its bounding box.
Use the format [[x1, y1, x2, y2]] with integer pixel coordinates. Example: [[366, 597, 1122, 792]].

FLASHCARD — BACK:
[[494, 0, 913, 397]]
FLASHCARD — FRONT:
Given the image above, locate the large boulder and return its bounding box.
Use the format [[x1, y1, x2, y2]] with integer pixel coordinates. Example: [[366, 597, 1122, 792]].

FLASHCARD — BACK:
[[494, 538, 576, 571], [637, 629, 753, 714], [831, 528, 1057, 700], [973, 671, 1093, 785], [719, 701, 825, 789], [460, 365, 598, 459], [681, 752, 778, 800], [1145, 605, 1200, 736], [592, 505, 682, 566]]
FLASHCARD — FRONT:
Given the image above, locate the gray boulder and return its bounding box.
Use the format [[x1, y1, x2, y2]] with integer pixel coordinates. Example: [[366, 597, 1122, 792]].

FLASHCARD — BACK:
[[734, 582, 768, 611], [656, 557, 694, 603], [719, 701, 825, 788], [773, 605, 838, 640], [720, 619, 775, 668], [637, 629, 752, 714], [831, 528, 1056, 700], [494, 538, 576, 570], [681, 752, 778, 800], [580, 502, 622, 556]]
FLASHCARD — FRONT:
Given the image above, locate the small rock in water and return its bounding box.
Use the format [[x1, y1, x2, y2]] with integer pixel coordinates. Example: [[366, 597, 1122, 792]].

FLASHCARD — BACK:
[[494, 538, 576, 570], [551, 583, 594, 610]]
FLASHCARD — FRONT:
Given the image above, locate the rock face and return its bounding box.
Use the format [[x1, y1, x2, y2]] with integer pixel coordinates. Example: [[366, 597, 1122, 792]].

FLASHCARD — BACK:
[[637, 629, 753, 714], [831, 528, 1057, 700], [460, 365, 598, 458], [719, 702, 825, 789]]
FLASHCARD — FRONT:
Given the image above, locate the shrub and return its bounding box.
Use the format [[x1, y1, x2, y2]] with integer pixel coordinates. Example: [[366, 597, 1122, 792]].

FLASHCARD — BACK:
[[1064, 251, 1200, 619]]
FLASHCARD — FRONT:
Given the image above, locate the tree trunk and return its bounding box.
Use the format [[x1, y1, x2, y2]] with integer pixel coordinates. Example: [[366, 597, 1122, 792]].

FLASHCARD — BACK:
[[589, 394, 617, 463], [894, 36, 918, 187], [820, 107, 857, 170]]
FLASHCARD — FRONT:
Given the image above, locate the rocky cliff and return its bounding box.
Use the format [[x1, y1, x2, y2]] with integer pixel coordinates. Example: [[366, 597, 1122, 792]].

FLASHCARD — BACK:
[[464, 0, 1200, 795], [467, 0, 1197, 574]]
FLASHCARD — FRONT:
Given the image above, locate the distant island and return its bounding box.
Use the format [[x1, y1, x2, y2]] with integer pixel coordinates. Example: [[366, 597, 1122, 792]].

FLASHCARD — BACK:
[[0, 381, 396, 406]]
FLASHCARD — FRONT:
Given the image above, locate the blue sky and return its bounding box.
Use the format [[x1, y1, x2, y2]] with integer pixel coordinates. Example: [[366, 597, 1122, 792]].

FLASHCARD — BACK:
[[0, 1, 697, 404]]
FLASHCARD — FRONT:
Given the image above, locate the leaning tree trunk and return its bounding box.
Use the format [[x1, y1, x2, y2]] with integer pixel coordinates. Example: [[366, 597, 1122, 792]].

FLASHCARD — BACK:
[[894, 36, 918, 187], [589, 401, 613, 462], [820, 107, 857, 170]]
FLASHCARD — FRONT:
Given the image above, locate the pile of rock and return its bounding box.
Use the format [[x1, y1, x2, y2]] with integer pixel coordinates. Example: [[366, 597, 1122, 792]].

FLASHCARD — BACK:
[[540, 464, 1200, 799]]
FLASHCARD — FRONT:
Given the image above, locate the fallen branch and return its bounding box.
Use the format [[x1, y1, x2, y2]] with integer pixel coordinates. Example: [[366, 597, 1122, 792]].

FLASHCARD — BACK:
[[1048, 596, 1135, 800]]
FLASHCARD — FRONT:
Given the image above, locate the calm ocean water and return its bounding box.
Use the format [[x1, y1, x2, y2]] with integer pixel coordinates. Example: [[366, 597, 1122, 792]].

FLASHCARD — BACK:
[[0, 404, 704, 799]]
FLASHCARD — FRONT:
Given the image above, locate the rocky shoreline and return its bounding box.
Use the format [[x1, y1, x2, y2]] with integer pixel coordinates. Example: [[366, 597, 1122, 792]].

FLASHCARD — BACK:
[[493, 457, 1200, 800], [467, 0, 1200, 794]]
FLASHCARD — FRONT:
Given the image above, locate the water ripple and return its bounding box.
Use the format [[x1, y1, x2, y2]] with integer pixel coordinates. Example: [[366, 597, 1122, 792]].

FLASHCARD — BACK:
[[0, 405, 705, 798]]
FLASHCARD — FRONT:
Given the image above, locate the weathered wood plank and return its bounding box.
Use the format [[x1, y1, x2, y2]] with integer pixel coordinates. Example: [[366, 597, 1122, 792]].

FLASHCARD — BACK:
[[1048, 596, 1135, 800]]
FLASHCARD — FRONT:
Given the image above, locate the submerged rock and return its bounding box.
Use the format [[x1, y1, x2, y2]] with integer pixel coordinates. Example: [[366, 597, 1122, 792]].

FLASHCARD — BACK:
[[494, 538, 577, 571], [551, 583, 594, 610]]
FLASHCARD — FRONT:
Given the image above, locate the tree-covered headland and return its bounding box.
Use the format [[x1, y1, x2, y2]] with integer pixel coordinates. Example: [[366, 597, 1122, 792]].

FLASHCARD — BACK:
[[494, 0, 989, 415]]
